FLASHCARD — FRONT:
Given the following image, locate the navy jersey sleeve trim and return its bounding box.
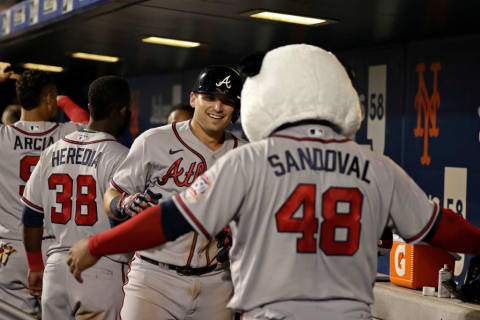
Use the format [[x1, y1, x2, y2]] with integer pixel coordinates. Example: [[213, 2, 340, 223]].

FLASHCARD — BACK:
[[160, 199, 194, 241], [423, 206, 443, 242], [22, 206, 44, 227]]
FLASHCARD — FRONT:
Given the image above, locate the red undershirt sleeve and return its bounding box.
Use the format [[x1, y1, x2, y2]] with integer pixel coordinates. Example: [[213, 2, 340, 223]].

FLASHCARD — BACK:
[[427, 208, 480, 254], [88, 204, 167, 258], [57, 96, 89, 124]]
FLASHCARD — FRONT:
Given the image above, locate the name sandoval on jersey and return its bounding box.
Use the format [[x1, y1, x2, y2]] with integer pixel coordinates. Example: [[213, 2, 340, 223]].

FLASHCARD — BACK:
[[13, 136, 54, 151], [51, 147, 103, 168], [267, 147, 370, 183]]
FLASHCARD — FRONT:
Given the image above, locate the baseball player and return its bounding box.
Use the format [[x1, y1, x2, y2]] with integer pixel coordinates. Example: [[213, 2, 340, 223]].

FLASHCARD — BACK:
[[22, 76, 131, 319], [100, 65, 245, 320], [167, 103, 194, 124], [0, 69, 86, 316], [2, 104, 21, 125], [69, 44, 480, 319]]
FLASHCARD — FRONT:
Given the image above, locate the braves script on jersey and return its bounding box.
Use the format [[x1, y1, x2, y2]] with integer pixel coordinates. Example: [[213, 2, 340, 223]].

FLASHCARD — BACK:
[[111, 120, 243, 267], [173, 124, 437, 313], [0, 121, 83, 240]]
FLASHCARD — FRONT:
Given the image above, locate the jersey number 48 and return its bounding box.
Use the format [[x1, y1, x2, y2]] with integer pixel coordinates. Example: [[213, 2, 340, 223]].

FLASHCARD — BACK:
[[48, 174, 97, 226], [275, 184, 363, 256]]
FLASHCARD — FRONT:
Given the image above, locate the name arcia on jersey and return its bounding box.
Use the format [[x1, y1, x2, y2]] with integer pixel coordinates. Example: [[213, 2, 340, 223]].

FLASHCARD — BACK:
[[51, 147, 103, 168], [14, 136, 55, 151], [267, 147, 370, 183]]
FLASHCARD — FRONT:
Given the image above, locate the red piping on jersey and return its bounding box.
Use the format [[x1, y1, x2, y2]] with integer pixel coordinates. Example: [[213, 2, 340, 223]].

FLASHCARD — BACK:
[[206, 245, 211, 265], [233, 135, 239, 148], [62, 137, 117, 145], [111, 180, 129, 194], [175, 194, 211, 240], [186, 234, 198, 267], [172, 122, 208, 170], [119, 256, 135, 320], [22, 196, 43, 212], [271, 134, 351, 143], [405, 203, 439, 243], [11, 123, 59, 136]]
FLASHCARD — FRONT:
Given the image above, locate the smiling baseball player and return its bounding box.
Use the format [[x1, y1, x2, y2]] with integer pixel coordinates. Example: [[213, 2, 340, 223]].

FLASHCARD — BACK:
[[101, 65, 245, 319], [22, 76, 131, 319], [68, 44, 480, 319]]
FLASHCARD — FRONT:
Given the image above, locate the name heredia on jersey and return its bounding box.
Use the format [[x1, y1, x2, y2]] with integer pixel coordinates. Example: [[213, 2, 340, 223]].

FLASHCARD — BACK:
[[267, 147, 370, 183], [51, 147, 103, 168]]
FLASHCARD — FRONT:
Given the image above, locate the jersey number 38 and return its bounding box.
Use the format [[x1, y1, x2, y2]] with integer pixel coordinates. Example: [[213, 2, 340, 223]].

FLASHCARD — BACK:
[[275, 184, 363, 256], [48, 174, 97, 226]]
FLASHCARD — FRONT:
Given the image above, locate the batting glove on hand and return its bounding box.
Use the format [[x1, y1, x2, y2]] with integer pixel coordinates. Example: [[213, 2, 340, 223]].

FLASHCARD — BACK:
[[145, 189, 163, 205], [216, 227, 232, 264], [118, 192, 154, 217]]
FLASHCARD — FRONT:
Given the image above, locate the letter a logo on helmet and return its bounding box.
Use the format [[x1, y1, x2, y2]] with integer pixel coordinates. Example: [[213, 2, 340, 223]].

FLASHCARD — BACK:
[[216, 76, 232, 89], [192, 65, 243, 123]]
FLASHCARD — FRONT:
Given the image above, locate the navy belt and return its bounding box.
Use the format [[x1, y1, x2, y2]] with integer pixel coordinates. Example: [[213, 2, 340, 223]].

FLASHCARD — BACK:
[[139, 255, 217, 276]]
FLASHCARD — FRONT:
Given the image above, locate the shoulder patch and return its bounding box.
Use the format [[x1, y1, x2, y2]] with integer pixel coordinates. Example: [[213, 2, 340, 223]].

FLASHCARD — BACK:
[[185, 175, 211, 201]]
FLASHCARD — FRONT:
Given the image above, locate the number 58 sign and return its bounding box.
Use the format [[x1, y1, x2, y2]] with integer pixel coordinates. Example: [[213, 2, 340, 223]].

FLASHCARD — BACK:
[[367, 65, 387, 154]]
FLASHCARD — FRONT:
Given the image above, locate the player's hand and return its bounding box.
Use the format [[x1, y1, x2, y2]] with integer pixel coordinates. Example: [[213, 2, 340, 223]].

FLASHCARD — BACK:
[[27, 269, 43, 298], [0, 62, 19, 83], [56, 95, 67, 104], [0, 62, 13, 83], [67, 237, 99, 283], [119, 192, 154, 217], [216, 227, 232, 264]]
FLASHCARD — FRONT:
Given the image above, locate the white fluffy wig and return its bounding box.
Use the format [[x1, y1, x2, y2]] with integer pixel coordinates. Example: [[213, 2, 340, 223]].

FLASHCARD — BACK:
[[240, 44, 362, 142]]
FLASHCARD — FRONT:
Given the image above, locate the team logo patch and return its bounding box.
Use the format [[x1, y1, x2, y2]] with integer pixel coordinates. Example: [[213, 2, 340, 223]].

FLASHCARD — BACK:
[[216, 75, 232, 89], [414, 62, 441, 165], [185, 175, 211, 201], [78, 133, 89, 141]]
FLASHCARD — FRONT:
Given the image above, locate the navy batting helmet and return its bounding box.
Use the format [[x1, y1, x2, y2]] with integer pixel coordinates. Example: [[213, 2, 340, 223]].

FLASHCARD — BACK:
[[193, 65, 243, 122]]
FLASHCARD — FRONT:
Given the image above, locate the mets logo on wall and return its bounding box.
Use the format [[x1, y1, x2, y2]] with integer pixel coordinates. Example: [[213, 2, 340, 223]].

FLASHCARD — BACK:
[[414, 62, 441, 165]]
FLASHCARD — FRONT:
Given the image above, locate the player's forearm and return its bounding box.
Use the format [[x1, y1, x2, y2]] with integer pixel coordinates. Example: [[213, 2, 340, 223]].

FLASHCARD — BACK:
[[426, 208, 480, 254], [22, 226, 44, 270], [104, 187, 123, 219], [57, 96, 89, 124], [88, 204, 167, 258], [23, 226, 43, 252]]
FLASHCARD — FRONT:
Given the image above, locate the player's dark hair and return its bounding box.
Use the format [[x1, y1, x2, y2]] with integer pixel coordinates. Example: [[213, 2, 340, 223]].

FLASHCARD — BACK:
[[16, 70, 55, 111], [168, 103, 194, 115], [88, 76, 130, 121], [3, 104, 21, 124]]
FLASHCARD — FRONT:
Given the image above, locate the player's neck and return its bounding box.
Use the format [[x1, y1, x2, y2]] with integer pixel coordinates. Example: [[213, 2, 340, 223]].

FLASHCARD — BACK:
[[20, 105, 51, 122], [189, 121, 225, 151], [86, 120, 114, 136]]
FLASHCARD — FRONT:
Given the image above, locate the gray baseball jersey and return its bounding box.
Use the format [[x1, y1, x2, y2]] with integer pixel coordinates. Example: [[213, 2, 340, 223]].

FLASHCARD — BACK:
[[22, 130, 129, 261], [111, 120, 244, 267], [0, 121, 83, 240], [22, 130, 130, 319], [172, 124, 437, 313]]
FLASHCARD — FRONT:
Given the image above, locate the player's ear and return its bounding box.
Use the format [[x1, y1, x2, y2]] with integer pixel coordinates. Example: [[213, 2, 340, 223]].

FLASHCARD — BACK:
[[87, 103, 93, 114], [189, 92, 196, 109], [120, 105, 130, 118], [46, 88, 58, 115]]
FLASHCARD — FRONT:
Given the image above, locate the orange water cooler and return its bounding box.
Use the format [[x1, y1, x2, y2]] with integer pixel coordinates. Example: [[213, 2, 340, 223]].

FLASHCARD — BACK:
[[389, 241, 455, 289]]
